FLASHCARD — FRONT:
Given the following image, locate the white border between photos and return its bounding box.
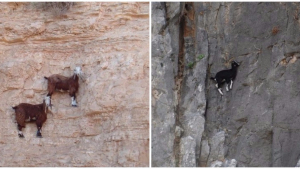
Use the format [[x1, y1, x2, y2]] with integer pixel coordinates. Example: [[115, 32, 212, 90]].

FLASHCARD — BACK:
[[149, 1, 152, 168]]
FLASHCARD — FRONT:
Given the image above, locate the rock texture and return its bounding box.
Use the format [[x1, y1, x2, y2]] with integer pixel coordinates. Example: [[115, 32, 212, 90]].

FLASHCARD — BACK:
[[151, 2, 180, 167], [0, 2, 149, 167], [152, 2, 300, 167]]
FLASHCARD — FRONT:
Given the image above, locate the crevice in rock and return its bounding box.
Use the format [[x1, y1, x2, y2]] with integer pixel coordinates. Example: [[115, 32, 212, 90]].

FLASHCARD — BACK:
[[287, 40, 300, 46], [173, 2, 185, 167], [176, 2, 186, 26], [276, 51, 300, 67], [201, 8, 212, 168], [215, 3, 222, 31], [204, 64, 211, 119], [204, 23, 212, 119]]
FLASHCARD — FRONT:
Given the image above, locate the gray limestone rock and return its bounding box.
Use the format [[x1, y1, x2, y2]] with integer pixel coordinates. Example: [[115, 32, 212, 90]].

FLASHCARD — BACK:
[[207, 131, 225, 165], [210, 159, 238, 167], [203, 2, 300, 167], [179, 136, 196, 167], [223, 159, 237, 167], [151, 2, 181, 167], [210, 160, 223, 167], [175, 126, 184, 137], [152, 1, 300, 167], [200, 139, 210, 166], [296, 159, 300, 167]]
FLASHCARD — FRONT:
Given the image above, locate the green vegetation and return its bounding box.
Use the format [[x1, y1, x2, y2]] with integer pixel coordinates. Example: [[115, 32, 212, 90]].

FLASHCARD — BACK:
[[187, 54, 205, 69], [188, 62, 195, 69], [197, 54, 205, 60]]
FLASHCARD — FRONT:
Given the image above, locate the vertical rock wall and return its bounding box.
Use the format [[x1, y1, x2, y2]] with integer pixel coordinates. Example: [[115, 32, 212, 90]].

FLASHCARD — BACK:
[[0, 2, 149, 167], [205, 2, 300, 167], [151, 2, 180, 166], [152, 2, 300, 167]]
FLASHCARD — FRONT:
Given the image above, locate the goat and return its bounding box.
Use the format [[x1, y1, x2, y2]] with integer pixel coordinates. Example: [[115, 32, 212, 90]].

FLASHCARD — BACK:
[[12, 96, 51, 138], [44, 67, 83, 107], [210, 61, 240, 96]]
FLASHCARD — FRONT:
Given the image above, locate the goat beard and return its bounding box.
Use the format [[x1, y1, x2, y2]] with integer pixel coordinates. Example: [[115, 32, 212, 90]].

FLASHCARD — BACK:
[[77, 73, 85, 81], [73, 73, 84, 81]]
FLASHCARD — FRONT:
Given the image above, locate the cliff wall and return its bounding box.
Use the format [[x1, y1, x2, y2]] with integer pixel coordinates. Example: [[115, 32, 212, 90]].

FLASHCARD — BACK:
[[0, 2, 149, 167], [152, 2, 300, 167]]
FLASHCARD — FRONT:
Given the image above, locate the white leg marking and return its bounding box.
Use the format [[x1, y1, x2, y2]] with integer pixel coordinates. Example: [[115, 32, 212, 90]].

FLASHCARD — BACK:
[[218, 88, 224, 95], [71, 97, 77, 106], [215, 84, 218, 88], [230, 80, 233, 89], [18, 131, 23, 135], [226, 85, 229, 91]]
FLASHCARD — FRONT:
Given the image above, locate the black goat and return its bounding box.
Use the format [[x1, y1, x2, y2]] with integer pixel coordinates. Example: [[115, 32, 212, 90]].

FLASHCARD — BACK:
[[210, 61, 240, 95]]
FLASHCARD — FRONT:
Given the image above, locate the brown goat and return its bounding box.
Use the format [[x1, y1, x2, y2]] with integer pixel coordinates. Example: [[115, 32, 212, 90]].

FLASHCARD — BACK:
[[44, 67, 82, 107], [12, 96, 51, 138]]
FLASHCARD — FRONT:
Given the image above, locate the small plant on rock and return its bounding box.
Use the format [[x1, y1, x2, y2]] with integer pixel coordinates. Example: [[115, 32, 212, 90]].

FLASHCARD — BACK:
[[197, 54, 205, 60], [188, 62, 195, 69], [187, 54, 205, 69]]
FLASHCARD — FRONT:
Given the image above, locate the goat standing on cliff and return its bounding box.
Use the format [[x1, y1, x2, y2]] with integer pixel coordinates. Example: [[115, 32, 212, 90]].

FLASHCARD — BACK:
[[44, 67, 83, 107], [210, 61, 240, 96], [12, 96, 51, 138]]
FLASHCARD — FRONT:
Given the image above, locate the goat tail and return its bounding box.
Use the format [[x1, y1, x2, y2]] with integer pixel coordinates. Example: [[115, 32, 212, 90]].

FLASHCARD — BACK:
[[44, 76, 48, 80]]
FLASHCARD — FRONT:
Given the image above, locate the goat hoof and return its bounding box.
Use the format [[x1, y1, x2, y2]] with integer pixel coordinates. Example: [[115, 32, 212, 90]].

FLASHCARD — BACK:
[[18, 134, 24, 138], [72, 105, 78, 107], [36, 132, 42, 138]]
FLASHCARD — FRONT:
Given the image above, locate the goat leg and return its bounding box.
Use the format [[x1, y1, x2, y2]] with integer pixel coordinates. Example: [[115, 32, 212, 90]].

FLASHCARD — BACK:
[[46, 93, 53, 110], [36, 127, 42, 138], [71, 95, 78, 107], [18, 131, 24, 138], [230, 80, 233, 89], [218, 88, 224, 96], [216, 83, 224, 95], [18, 125, 24, 138]]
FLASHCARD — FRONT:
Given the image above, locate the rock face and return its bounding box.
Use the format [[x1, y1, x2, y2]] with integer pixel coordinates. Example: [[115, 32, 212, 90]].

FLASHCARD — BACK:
[[152, 2, 300, 167], [151, 2, 180, 167], [0, 2, 149, 167]]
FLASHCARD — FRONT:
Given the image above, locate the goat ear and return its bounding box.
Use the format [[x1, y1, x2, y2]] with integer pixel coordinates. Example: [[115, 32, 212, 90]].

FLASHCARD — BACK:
[[231, 60, 239, 65]]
